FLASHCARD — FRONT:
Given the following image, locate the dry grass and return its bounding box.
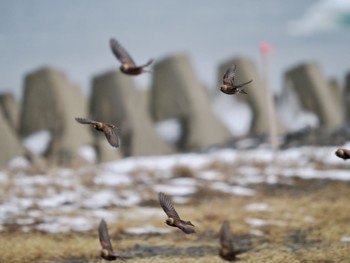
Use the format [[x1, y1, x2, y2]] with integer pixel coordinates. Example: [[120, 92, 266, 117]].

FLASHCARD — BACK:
[[1, 180, 350, 262]]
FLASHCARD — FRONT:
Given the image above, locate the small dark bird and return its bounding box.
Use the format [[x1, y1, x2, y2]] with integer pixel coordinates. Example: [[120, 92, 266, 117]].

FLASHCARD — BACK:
[[75, 117, 120, 148], [98, 219, 127, 261], [109, 38, 153, 75], [158, 192, 195, 234], [219, 220, 247, 261], [335, 148, 350, 160], [220, 64, 253, 95]]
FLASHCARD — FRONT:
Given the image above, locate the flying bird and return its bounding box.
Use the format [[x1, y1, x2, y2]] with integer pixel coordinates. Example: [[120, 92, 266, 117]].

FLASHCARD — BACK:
[[75, 117, 120, 148], [109, 38, 153, 75], [98, 219, 128, 261], [219, 220, 247, 261], [335, 148, 350, 160], [158, 192, 195, 234], [220, 64, 253, 95]]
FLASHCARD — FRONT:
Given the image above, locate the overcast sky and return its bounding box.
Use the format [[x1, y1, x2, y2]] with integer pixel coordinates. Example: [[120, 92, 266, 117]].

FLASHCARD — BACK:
[[1, 0, 350, 100]]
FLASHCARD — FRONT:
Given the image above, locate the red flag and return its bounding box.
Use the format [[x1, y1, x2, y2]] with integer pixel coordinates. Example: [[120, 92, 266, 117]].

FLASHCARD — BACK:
[[260, 41, 276, 54]]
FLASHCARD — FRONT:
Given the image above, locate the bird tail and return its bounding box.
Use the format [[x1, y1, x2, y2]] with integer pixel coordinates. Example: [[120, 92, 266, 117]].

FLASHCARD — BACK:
[[140, 59, 154, 68], [240, 89, 248, 94], [235, 79, 253, 88]]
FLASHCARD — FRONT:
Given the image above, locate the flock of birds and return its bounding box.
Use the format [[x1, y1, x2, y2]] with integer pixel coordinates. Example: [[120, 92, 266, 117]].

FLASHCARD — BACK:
[[74, 38, 253, 149], [72, 38, 349, 261], [72, 38, 254, 261], [97, 192, 245, 261]]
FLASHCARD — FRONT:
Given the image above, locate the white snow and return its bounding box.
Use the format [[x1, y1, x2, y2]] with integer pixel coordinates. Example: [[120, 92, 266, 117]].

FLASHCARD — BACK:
[[197, 170, 224, 181], [246, 218, 267, 227], [37, 193, 73, 209], [246, 218, 286, 227], [210, 182, 256, 196], [124, 207, 164, 220], [78, 145, 97, 163], [153, 184, 197, 196], [341, 236, 350, 242], [82, 190, 116, 209], [8, 156, 31, 169], [245, 203, 273, 212], [168, 177, 198, 186], [23, 130, 52, 155], [1, 143, 350, 233], [125, 225, 171, 235], [13, 173, 49, 186], [36, 216, 93, 233], [94, 171, 133, 186], [154, 118, 182, 144], [92, 210, 119, 222], [112, 193, 142, 207]]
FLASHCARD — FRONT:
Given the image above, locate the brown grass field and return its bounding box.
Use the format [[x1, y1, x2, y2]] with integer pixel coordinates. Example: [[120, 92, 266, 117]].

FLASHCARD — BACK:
[[0, 178, 350, 263]]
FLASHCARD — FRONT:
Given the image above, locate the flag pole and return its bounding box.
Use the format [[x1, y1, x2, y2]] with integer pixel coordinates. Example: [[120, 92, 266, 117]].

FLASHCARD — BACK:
[[260, 42, 279, 162]]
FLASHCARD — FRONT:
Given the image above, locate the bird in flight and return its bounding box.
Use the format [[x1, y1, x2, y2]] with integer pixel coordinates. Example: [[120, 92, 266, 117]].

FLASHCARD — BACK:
[[98, 219, 128, 261], [220, 64, 252, 95], [219, 220, 248, 261], [158, 192, 195, 234], [75, 117, 120, 148], [335, 148, 350, 160], [109, 38, 153, 75]]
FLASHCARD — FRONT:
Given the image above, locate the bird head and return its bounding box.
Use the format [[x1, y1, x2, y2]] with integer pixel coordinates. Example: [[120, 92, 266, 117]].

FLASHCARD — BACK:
[[335, 149, 348, 160], [220, 85, 229, 92], [166, 217, 175, 225], [120, 64, 130, 71], [100, 249, 110, 258]]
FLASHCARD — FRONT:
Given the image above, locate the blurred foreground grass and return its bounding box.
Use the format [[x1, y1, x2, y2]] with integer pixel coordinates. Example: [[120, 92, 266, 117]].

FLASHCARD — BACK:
[[0, 179, 350, 263]]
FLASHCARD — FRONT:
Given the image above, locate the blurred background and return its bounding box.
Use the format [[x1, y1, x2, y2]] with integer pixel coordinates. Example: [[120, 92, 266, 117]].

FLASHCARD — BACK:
[[1, 0, 350, 167], [1, 0, 350, 98]]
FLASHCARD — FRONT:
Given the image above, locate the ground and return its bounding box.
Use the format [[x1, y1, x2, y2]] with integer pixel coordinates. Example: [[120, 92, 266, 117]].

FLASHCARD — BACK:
[[0, 146, 350, 262]]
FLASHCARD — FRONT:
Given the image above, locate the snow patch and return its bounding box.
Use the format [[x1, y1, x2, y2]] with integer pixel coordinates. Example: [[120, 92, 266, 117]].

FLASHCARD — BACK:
[[154, 118, 182, 144], [23, 130, 51, 155], [79, 145, 97, 163], [125, 225, 171, 235]]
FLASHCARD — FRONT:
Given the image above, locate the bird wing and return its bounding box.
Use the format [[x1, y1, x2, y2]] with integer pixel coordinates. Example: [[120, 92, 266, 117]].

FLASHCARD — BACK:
[[109, 38, 136, 66], [103, 125, 120, 148], [223, 64, 236, 85], [158, 192, 180, 219], [75, 117, 99, 126], [139, 59, 154, 68], [98, 219, 114, 252], [220, 221, 234, 250]]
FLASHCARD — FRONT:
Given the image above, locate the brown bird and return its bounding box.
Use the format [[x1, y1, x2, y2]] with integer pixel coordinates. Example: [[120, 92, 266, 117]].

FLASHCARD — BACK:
[[98, 219, 128, 261], [219, 220, 247, 261], [220, 64, 253, 95], [109, 38, 153, 75], [158, 192, 195, 234], [75, 117, 120, 148], [335, 148, 350, 160]]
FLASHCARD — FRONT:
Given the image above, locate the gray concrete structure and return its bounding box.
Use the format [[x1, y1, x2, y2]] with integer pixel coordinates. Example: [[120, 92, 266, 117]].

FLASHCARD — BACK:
[[345, 72, 350, 125], [20, 67, 93, 164], [150, 53, 231, 150], [285, 63, 343, 129], [218, 57, 284, 136], [90, 70, 174, 157], [0, 110, 24, 168], [0, 92, 20, 132]]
